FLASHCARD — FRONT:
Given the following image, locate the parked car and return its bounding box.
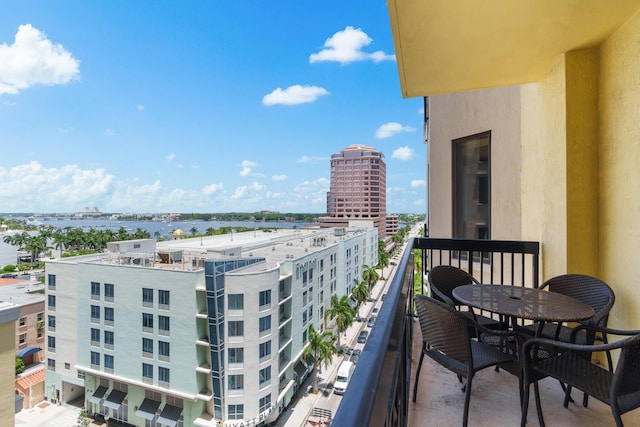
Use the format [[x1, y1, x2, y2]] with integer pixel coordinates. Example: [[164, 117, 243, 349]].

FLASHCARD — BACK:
[[390, 261, 397, 266], [372, 307, 379, 315], [357, 330, 368, 344], [381, 293, 387, 301], [349, 349, 362, 364], [367, 316, 377, 327]]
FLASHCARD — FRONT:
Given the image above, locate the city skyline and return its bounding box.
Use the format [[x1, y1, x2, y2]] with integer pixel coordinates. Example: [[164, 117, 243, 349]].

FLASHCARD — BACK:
[[0, 1, 426, 214]]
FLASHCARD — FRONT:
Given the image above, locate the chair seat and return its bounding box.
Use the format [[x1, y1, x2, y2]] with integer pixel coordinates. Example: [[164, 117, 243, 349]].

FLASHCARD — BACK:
[[426, 339, 516, 377], [519, 323, 590, 344]]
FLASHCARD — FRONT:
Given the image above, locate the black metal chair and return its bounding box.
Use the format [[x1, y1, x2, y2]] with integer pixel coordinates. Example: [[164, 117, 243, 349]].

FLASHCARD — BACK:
[[518, 274, 616, 406], [521, 325, 640, 427], [413, 294, 521, 427], [428, 265, 502, 334]]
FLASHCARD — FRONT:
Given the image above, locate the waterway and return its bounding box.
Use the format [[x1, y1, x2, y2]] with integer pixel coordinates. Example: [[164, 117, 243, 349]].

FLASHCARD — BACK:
[[14, 217, 315, 240]]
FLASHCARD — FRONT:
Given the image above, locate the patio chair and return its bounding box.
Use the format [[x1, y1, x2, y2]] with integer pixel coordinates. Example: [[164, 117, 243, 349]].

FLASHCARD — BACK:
[[518, 274, 615, 406], [413, 294, 521, 427], [521, 325, 640, 427], [428, 265, 502, 334]]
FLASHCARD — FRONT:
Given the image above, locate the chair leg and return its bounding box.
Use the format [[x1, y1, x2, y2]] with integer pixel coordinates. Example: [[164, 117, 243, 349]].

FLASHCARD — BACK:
[[563, 385, 572, 408], [533, 382, 545, 427], [582, 393, 589, 408], [520, 381, 530, 427], [462, 374, 473, 427], [413, 351, 425, 403]]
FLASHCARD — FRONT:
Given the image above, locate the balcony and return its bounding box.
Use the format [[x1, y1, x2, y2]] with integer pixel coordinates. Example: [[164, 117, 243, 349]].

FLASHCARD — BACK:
[[332, 236, 640, 426]]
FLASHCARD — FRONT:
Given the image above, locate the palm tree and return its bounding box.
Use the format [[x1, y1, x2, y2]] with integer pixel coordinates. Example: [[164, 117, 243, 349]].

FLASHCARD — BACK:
[[352, 279, 369, 320], [303, 325, 337, 393], [362, 264, 379, 292], [378, 251, 390, 280], [324, 294, 355, 351], [189, 226, 198, 237]]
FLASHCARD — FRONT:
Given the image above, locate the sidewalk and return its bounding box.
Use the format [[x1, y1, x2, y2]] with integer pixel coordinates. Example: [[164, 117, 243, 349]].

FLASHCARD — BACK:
[[281, 273, 391, 427]]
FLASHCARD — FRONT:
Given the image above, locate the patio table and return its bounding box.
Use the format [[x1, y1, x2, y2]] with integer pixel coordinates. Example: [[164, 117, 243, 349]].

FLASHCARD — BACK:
[[452, 284, 595, 336]]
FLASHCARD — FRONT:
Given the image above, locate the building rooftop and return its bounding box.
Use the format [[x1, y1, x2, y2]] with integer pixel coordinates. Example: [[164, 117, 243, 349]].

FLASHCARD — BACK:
[[0, 278, 44, 308]]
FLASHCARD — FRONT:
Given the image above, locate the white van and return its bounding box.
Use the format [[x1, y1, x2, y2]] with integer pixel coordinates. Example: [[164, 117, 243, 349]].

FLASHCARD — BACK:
[[333, 361, 355, 395]]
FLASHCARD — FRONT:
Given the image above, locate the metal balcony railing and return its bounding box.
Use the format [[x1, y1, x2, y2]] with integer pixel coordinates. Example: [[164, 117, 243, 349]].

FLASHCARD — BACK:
[[332, 235, 540, 427]]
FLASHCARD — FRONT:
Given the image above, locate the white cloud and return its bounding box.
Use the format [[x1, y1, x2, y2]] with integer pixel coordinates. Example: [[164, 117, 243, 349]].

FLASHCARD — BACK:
[[104, 129, 115, 136], [0, 24, 80, 96], [392, 146, 414, 161], [166, 153, 175, 161], [411, 179, 426, 188], [309, 26, 395, 65], [239, 160, 258, 176], [262, 85, 329, 106], [375, 122, 415, 139], [202, 182, 223, 195], [177, 164, 183, 169], [57, 127, 74, 134], [3, 100, 16, 106], [231, 181, 266, 199], [272, 174, 287, 181], [297, 155, 312, 163], [136, 104, 144, 111]]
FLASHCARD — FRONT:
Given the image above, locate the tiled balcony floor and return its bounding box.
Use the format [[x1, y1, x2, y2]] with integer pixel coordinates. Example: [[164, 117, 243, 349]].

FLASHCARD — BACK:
[[408, 321, 640, 426]]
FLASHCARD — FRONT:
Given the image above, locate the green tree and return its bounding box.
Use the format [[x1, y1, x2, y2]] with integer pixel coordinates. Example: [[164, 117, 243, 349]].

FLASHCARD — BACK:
[[15, 356, 25, 375], [189, 227, 199, 237], [352, 279, 370, 320], [324, 294, 355, 351], [361, 264, 379, 292], [303, 325, 337, 394]]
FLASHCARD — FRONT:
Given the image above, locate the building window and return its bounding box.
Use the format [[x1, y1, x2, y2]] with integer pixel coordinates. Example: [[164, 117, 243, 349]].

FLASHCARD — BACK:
[[259, 394, 271, 413], [453, 131, 491, 240], [142, 313, 153, 332], [48, 274, 56, 290], [48, 315, 56, 332], [228, 347, 244, 364], [90, 305, 100, 323], [259, 341, 271, 359], [158, 315, 170, 336], [259, 366, 271, 386], [48, 295, 56, 311], [259, 315, 271, 334], [19, 317, 26, 327], [104, 354, 114, 372], [142, 338, 154, 357], [19, 333, 26, 344], [47, 336, 55, 351], [91, 351, 100, 369], [65, 362, 70, 370], [104, 330, 114, 350], [259, 290, 271, 308], [228, 374, 244, 390], [142, 363, 153, 382], [158, 290, 170, 309], [228, 294, 243, 310], [104, 307, 114, 326], [142, 288, 153, 307], [91, 328, 100, 346], [91, 282, 100, 300], [104, 283, 114, 302], [47, 358, 56, 371], [228, 321, 244, 337], [228, 404, 244, 420], [158, 341, 170, 361], [158, 367, 170, 386]]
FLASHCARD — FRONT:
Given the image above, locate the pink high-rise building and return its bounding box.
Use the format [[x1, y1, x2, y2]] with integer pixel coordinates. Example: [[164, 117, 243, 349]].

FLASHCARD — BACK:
[[318, 144, 387, 237]]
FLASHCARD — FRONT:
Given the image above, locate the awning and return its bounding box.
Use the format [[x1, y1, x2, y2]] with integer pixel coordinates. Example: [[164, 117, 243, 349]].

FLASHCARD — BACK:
[[17, 346, 41, 358], [294, 360, 307, 381], [157, 404, 183, 427], [135, 398, 161, 420], [103, 389, 127, 410], [88, 386, 108, 404]]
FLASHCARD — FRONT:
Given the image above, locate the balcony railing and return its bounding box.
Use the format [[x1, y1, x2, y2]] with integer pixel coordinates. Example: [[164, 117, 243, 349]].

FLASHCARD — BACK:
[[332, 235, 540, 427]]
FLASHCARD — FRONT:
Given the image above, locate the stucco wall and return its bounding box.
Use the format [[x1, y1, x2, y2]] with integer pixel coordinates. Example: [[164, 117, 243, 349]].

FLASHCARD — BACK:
[[429, 86, 521, 240], [598, 9, 640, 328]]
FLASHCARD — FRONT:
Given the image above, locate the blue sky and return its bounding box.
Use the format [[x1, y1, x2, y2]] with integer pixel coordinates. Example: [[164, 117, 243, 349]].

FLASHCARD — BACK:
[[0, 1, 425, 214]]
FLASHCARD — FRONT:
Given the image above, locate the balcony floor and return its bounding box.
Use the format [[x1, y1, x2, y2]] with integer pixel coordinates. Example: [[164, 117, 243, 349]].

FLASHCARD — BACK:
[[408, 319, 640, 426]]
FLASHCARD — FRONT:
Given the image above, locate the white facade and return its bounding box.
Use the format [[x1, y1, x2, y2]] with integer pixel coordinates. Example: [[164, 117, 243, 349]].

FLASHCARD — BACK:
[[44, 226, 378, 427]]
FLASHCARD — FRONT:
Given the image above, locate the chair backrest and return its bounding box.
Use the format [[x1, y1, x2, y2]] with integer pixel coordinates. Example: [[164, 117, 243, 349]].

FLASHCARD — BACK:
[[612, 332, 640, 398], [428, 265, 479, 307], [415, 294, 472, 365], [541, 274, 615, 326]]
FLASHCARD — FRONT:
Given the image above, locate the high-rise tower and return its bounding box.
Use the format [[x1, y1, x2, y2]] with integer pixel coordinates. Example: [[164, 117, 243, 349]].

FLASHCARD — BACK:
[[318, 144, 387, 237]]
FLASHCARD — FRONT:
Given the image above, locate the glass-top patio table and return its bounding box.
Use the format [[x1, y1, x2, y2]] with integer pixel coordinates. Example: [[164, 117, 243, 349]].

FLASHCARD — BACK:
[[452, 284, 595, 335]]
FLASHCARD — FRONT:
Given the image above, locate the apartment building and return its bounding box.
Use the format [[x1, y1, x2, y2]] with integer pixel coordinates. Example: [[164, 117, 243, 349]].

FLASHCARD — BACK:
[[1, 300, 20, 425], [45, 226, 377, 426], [318, 144, 387, 237]]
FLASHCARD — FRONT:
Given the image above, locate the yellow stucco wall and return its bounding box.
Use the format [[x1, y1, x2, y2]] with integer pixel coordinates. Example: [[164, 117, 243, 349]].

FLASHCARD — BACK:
[[520, 57, 568, 278], [0, 320, 16, 427], [598, 9, 640, 328], [429, 86, 522, 240]]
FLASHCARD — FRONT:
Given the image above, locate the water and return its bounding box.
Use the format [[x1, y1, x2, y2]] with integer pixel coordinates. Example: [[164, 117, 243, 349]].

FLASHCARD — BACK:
[[20, 218, 315, 240]]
